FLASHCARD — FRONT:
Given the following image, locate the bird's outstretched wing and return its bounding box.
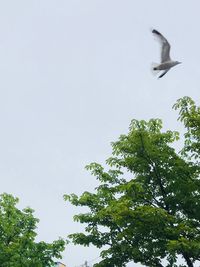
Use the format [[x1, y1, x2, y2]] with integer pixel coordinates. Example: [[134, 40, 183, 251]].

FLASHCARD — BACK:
[[152, 29, 171, 63], [158, 69, 170, 78]]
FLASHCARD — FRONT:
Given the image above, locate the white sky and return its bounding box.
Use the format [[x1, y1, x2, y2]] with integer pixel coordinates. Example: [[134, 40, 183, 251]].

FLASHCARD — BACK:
[[0, 1, 200, 266]]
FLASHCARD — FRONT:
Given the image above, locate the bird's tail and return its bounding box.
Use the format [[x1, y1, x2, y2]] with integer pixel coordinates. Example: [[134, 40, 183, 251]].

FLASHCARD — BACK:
[[151, 62, 160, 76]]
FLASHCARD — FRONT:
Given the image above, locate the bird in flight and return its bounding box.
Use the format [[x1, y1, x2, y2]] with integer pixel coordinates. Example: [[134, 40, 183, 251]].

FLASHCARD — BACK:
[[152, 29, 181, 78]]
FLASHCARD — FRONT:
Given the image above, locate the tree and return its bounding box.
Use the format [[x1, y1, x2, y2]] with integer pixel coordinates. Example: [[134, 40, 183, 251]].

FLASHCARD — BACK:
[[0, 193, 65, 267], [65, 96, 200, 267]]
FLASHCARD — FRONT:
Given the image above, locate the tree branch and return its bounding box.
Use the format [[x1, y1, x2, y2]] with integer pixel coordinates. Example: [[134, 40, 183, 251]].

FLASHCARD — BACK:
[[183, 252, 194, 267], [138, 132, 170, 212]]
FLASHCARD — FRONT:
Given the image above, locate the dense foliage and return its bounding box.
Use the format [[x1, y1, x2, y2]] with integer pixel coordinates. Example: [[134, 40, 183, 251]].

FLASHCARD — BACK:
[[0, 193, 65, 267], [65, 97, 200, 267]]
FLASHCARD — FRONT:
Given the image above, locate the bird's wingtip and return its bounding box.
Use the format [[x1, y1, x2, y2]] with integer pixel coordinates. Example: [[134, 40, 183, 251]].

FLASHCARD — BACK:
[[152, 29, 160, 35]]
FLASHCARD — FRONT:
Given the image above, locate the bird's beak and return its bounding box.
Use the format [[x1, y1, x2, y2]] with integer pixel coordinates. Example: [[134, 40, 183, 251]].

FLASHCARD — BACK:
[[178, 62, 182, 64]]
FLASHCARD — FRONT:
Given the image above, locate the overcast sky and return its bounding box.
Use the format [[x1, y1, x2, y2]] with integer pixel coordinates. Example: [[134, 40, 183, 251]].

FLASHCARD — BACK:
[[1, 1, 200, 266]]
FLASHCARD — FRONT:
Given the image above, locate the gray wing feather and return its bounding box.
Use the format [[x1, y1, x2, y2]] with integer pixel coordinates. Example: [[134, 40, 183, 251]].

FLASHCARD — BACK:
[[152, 29, 171, 63]]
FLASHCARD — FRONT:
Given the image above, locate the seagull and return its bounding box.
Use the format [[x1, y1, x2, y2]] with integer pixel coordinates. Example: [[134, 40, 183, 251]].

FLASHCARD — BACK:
[[152, 29, 181, 78]]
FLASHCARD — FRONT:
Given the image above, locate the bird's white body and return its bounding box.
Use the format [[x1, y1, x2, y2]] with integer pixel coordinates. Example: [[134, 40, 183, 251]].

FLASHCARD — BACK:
[[152, 29, 181, 78]]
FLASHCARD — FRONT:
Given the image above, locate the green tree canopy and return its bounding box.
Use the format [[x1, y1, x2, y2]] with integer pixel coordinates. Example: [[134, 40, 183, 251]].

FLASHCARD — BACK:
[[0, 193, 65, 267], [65, 96, 200, 267]]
